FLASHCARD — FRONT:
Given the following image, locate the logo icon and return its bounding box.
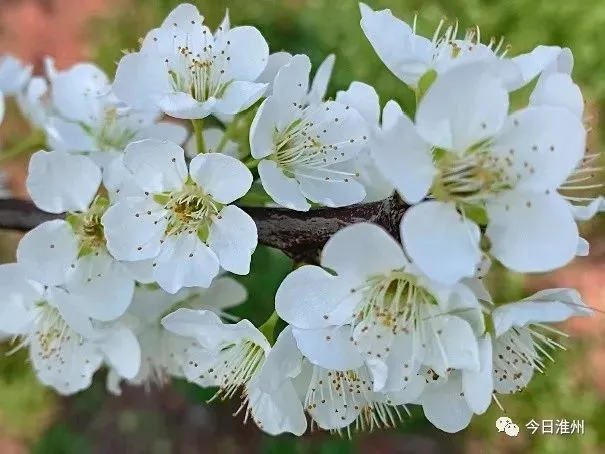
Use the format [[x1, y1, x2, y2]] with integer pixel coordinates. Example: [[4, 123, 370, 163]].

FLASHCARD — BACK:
[[496, 416, 519, 437]]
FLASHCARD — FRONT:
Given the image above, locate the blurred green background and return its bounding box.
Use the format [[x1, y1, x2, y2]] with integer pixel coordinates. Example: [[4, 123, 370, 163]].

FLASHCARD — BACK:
[[1, 0, 605, 452]]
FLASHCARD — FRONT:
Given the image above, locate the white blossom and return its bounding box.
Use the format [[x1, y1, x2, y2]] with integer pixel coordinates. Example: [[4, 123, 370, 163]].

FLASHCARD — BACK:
[[45, 62, 187, 169], [359, 3, 571, 91], [491, 288, 592, 395], [113, 4, 269, 120], [0, 263, 140, 395], [102, 139, 257, 293], [0, 55, 32, 95], [162, 309, 307, 436], [250, 54, 368, 210], [276, 223, 482, 393], [107, 277, 246, 393], [373, 64, 585, 283], [335, 81, 394, 202]]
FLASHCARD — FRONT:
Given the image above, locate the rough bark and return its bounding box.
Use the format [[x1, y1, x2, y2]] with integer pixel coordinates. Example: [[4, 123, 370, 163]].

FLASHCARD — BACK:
[[0, 196, 410, 263]]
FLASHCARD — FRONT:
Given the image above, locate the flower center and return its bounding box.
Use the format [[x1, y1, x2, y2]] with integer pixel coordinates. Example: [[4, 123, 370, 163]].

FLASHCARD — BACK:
[[168, 46, 232, 103], [68, 198, 109, 254], [32, 301, 80, 360], [160, 185, 221, 237], [198, 341, 265, 400], [353, 271, 436, 333], [305, 365, 403, 432], [493, 325, 564, 394], [93, 107, 137, 152], [432, 148, 511, 205]]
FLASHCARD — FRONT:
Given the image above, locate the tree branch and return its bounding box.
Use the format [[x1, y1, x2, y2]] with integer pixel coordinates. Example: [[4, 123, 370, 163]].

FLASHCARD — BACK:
[[0, 196, 409, 264]]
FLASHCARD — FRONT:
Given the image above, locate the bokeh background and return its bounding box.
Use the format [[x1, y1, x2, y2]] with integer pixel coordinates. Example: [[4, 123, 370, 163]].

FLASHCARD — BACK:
[[1, 0, 605, 453]]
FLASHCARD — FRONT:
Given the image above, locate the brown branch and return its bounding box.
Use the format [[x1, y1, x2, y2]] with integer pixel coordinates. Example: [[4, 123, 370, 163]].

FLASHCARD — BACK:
[[0, 196, 409, 264]]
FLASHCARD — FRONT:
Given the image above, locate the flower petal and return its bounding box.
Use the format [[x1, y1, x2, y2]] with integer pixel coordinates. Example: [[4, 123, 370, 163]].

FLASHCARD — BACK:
[[401, 201, 482, 285], [100, 326, 141, 380], [154, 233, 220, 293], [272, 54, 311, 106], [493, 288, 592, 336], [486, 190, 579, 273], [416, 64, 509, 152], [190, 153, 252, 204], [306, 54, 335, 105], [17, 220, 78, 286], [372, 109, 434, 203], [276, 265, 360, 329], [65, 252, 134, 321], [214, 81, 267, 116], [297, 172, 366, 208], [113, 53, 171, 110], [462, 335, 493, 415], [335, 81, 380, 127], [0, 264, 37, 334], [490, 107, 585, 190], [26, 151, 101, 213], [418, 373, 473, 433], [102, 197, 167, 261], [530, 73, 583, 117], [123, 139, 188, 193], [208, 205, 257, 275], [214, 26, 269, 81], [321, 222, 407, 281], [293, 326, 364, 371], [257, 159, 310, 211], [247, 380, 307, 436]]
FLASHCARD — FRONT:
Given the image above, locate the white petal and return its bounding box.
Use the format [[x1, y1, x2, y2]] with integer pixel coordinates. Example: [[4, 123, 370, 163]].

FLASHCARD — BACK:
[[248, 380, 307, 436], [577, 237, 590, 257], [51, 63, 109, 121], [307, 54, 335, 105], [45, 116, 96, 153], [462, 335, 493, 415], [215, 26, 269, 81], [321, 222, 407, 281], [208, 205, 257, 275], [486, 190, 579, 273], [161, 308, 224, 340], [100, 326, 141, 379], [372, 110, 434, 203], [336, 81, 380, 126], [258, 159, 310, 211], [421, 311, 480, 375], [65, 252, 134, 321], [194, 276, 247, 311], [416, 64, 508, 152], [157, 93, 216, 119], [293, 326, 364, 371], [154, 233, 220, 293], [491, 107, 585, 190], [102, 156, 145, 201], [214, 81, 267, 116], [272, 54, 311, 106], [530, 73, 583, 117], [419, 374, 473, 433], [0, 55, 32, 94], [190, 153, 252, 204], [17, 220, 78, 286], [512, 45, 571, 85], [569, 197, 605, 221], [136, 121, 189, 145], [359, 4, 430, 87], [102, 197, 167, 261], [256, 326, 303, 392], [297, 173, 366, 208], [123, 139, 188, 193], [27, 151, 101, 213], [249, 98, 279, 159], [113, 53, 171, 110], [256, 52, 293, 94], [0, 264, 37, 334], [493, 288, 592, 336], [276, 265, 360, 329], [401, 201, 482, 284]]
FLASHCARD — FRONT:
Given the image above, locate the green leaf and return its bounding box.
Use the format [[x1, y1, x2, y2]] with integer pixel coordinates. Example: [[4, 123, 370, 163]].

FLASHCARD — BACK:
[[415, 69, 438, 103]]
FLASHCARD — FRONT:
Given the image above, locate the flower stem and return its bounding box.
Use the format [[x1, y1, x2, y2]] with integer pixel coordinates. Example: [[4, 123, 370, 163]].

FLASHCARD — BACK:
[[191, 119, 205, 154], [216, 117, 240, 153], [259, 311, 280, 344], [244, 158, 259, 169], [0, 130, 46, 162]]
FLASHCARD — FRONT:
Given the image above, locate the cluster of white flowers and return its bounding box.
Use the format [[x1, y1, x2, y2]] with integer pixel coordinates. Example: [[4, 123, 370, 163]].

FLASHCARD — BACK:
[[0, 2, 601, 436]]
